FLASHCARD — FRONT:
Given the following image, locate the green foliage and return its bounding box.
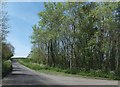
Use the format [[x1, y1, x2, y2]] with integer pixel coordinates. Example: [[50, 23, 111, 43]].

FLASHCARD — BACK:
[[29, 2, 120, 79], [0, 2, 14, 77], [115, 68, 120, 79], [2, 60, 12, 77], [20, 59, 120, 80], [19, 59, 47, 70], [2, 43, 14, 60]]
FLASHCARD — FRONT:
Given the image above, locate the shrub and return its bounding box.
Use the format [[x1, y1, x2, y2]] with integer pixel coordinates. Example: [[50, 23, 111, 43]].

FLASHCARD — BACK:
[[64, 69, 71, 74], [64, 69, 79, 74], [2, 60, 12, 77], [115, 68, 120, 80]]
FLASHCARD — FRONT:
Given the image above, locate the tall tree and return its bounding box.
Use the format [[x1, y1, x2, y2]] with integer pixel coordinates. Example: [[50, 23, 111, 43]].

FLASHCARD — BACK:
[[30, 2, 119, 76]]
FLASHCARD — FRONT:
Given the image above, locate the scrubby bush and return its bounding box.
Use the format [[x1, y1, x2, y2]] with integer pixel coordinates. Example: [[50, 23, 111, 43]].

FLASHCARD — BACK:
[[2, 43, 14, 77], [64, 69, 79, 74], [115, 68, 120, 80], [19, 58, 119, 80], [2, 60, 12, 77]]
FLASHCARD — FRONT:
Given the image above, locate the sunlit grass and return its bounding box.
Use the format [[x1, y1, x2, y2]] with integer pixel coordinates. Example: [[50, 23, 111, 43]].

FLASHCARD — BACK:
[[19, 59, 119, 80]]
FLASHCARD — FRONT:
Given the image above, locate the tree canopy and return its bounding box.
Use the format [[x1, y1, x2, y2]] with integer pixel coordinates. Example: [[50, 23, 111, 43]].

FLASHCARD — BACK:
[[0, 2, 14, 61], [30, 2, 120, 77]]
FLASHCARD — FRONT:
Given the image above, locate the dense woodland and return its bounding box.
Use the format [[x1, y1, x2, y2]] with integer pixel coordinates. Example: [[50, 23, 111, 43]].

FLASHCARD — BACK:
[[29, 2, 119, 77], [0, 2, 14, 77]]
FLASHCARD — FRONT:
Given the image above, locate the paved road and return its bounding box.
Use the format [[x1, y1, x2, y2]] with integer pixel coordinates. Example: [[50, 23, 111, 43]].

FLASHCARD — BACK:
[[2, 62, 119, 87]]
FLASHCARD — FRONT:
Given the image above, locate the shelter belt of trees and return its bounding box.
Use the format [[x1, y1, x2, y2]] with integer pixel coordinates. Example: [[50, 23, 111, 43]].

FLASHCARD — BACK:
[[30, 2, 120, 76]]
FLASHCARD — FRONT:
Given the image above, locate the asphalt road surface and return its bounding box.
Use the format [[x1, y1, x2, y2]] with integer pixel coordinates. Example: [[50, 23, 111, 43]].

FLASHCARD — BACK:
[[2, 62, 119, 87]]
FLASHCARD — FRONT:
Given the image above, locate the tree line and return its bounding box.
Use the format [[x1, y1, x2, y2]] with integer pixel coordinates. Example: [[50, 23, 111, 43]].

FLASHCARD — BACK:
[[30, 2, 120, 76], [0, 2, 14, 77]]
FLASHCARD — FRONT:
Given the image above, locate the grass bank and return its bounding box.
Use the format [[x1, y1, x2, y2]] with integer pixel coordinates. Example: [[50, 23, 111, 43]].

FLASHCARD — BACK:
[[19, 59, 119, 80]]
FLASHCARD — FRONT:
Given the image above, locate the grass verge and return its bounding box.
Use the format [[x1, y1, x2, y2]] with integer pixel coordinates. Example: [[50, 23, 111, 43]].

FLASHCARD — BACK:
[[19, 59, 119, 80]]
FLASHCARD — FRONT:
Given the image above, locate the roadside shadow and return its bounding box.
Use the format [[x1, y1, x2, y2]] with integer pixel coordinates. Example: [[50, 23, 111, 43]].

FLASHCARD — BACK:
[[1, 85, 119, 87]]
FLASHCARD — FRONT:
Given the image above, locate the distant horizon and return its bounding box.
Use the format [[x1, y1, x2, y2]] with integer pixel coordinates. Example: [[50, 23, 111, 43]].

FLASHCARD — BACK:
[[11, 55, 27, 58], [11, 56, 28, 58]]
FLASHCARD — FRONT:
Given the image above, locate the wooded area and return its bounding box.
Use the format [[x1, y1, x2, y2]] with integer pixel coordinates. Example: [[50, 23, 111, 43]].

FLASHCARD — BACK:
[[29, 2, 120, 78]]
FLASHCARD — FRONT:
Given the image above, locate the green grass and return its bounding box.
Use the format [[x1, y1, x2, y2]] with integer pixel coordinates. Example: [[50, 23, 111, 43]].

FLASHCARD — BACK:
[[19, 59, 119, 80]]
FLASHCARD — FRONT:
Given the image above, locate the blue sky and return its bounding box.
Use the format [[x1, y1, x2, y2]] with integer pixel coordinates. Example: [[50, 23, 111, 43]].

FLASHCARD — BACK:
[[6, 2, 44, 57]]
